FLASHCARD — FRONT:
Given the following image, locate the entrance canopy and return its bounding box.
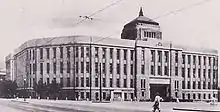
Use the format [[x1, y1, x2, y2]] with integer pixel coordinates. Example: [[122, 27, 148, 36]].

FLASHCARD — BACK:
[[149, 77, 170, 84]]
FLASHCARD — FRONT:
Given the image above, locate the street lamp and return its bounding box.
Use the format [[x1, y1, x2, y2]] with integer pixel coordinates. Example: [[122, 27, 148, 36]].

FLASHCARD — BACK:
[[24, 78, 26, 101]]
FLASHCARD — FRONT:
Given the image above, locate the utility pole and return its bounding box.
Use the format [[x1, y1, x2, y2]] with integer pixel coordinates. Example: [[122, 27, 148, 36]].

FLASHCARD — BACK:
[[99, 63, 102, 102], [73, 44, 76, 100], [89, 37, 92, 101], [169, 42, 172, 101], [134, 39, 138, 100]]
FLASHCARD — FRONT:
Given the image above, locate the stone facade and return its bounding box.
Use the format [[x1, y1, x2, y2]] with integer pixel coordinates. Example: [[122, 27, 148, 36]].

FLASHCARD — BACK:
[[6, 8, 219, 101]]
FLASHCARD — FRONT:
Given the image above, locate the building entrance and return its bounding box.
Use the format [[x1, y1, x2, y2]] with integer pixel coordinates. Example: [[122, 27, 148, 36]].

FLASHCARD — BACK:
[[150, 84, 169, 101]]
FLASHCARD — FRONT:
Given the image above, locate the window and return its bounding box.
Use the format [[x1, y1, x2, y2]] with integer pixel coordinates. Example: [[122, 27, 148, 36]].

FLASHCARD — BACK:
[[141, 65, 144, 75], [203, 57, 206, 65], [158, 66, 161, 75], [141, 79, 146, 88], [188, 94, 190, 100], [33, 63, 36, 74], [198, 93, 201, 99], [198, 69, 201, 78], [208, 82, 211, 89], [182, 81, 185, 89], [117, 64, 120, 74], [193, 81, 195, 89], [141, 50, 144, 61], [46, 48, 50, 59], [144, 31, 147, 37], [110, 78, 113, 87], [32, 50, 35, 60], [76, 77, 79, 87], [47, 63, 50, 74], [198, 56, 201, 65], [175, 52, 178, 63], [102, 63, 106, 74], [40, 63, 43, 75], [151, 65, 155, 75], [29, 64, 32, 75], [67, 47, 70, 58], [116, 79, 120, 87], [95, 62, 98, 73], [95, 78, 98, 87], [175, 67, 178, 76], [110, 48, 113, 59], [81, 92, 84, 99], [208, 57, 211, 66], [86, 92, 89, 99], [203, 69, 206, 78], [182, 68, 185, 77], [182, 93, 185, 99], [187, 68, 190, 78], [60, 47, 63, 58], [198, 82, 201, 89], [124, 50, 127, 60], [165, 51, 169, 62], [117, 49, 120, 59], [67, 61, 70, 73], [208, 69, 211, 79], [60, 78, 63, 87], [187, 81, 190, 89], [203, 81, 206, 89], [124, 79, 127, 88], [86, 47, 89, 57], [53, 47, 56, 58], [158, 51, 162, 63], [131, 50, 134, 60], [193, 94, 196, 99], [124, 64, 127, 75], [203, 94, 206, 99], [81, 77, 84, 87], [86, 77, 89, 87], [103, 78, 106, 87], [164, 66, 168, 76], [193, 68, 196, 78], [60, 62, 63, 74], [131, 64, 133, 75], [81, 47, 84, 58], [76, 47, 79, 57], [193, 55, 196, 65], [53, 62, 56, 74], [67, 77, 70, 87], [130, 79, 133, 88], [151, 50, 155, 62], [188, 55, 191, 64], [182, 54, 185, 64], [110, 63, 113, 74], [86, 62, 89, 73], [40, 48, 43, 59], [81, 62, 84, 73]]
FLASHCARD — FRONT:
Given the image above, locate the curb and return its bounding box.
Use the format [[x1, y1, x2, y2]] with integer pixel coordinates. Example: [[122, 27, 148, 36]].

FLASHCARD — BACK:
[[11, 100, 29, 104], [173, 108, 220, 112]]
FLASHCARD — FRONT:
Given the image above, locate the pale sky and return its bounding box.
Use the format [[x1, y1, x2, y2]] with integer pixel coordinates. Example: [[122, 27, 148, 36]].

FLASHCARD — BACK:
[[1, 0, 220, 68]]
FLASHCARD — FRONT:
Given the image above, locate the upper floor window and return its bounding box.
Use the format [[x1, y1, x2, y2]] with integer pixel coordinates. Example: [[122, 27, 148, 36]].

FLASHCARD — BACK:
[[158, 51, 162, 63], [46, 48, 50, 59], [116, 49, 120, 59], [165, 51, 169, 63], [175, 52, 178, 63], [40, 48, 43, 59], [66, 46, 70, 58], [53, 47, 56, 58], [182, 54, 185, 64], [151, 50, 155, 62]]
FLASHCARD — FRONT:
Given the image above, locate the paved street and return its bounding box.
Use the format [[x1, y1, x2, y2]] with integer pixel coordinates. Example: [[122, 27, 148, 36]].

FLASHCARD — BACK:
[[0, 98, 219, 112]]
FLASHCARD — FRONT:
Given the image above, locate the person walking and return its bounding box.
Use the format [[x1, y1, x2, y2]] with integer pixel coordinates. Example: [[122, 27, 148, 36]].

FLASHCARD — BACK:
[[152, 92, 163, 112]]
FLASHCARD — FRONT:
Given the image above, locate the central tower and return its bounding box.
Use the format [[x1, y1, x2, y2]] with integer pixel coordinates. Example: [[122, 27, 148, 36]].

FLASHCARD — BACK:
[[121, 7, 162, 41]]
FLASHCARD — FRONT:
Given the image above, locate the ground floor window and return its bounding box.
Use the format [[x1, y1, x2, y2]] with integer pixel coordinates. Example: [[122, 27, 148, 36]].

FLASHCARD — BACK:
[[95, 92, 99, 100], [188, 93, 190, 100], [142, 91, 144, 97], [81, 92, 84, 99], [124, 93, 127, 100], [86, 92, 89, 99], [203, 94, 206, 99], [182, 93, 185, 99]]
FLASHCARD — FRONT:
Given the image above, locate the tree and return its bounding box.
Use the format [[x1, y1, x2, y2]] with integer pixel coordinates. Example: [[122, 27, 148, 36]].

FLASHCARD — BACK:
[[33, 78, 47, 99], [0, 80, 17, 98], [47, 79, 61, 99]]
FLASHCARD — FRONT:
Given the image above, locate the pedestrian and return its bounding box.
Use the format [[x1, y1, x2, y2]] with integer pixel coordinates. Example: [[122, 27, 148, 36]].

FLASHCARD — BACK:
[[152, 92, 162, 112]]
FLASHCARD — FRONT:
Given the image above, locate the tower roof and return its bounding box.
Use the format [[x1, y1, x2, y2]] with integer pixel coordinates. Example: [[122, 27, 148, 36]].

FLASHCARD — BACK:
[[125, 8, 159, 26]]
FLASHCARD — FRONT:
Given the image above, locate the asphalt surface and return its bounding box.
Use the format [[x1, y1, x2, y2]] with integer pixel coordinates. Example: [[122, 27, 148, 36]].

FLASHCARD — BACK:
[[0, 99, 89, 112]]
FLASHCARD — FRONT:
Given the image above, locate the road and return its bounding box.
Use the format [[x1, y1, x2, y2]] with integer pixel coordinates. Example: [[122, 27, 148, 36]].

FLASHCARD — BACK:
[[0, 99, 89, 112]]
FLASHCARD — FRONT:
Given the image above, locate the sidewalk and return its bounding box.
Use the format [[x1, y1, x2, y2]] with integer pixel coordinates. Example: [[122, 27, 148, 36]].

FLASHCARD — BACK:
[[11, 98, 220, 112]]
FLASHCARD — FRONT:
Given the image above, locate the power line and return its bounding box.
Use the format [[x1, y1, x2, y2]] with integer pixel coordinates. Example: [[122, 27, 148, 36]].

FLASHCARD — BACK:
[[153, 0, 213, 20]]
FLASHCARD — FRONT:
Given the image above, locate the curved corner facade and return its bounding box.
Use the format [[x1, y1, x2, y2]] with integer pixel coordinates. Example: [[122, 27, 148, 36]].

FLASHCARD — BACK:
[[5, 8, 219, 101]]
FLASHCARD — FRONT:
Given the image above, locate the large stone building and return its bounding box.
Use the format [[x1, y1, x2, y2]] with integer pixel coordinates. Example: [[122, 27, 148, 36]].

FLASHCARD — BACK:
[[6, 8, 219, 101]]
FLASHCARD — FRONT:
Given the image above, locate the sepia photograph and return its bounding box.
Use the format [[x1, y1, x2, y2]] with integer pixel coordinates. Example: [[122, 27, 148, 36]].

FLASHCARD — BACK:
[[0, 0, 220, 111]]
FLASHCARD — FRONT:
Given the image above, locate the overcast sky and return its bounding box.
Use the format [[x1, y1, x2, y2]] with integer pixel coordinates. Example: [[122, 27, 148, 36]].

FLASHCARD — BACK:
[[1, 0, 220, 68]]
